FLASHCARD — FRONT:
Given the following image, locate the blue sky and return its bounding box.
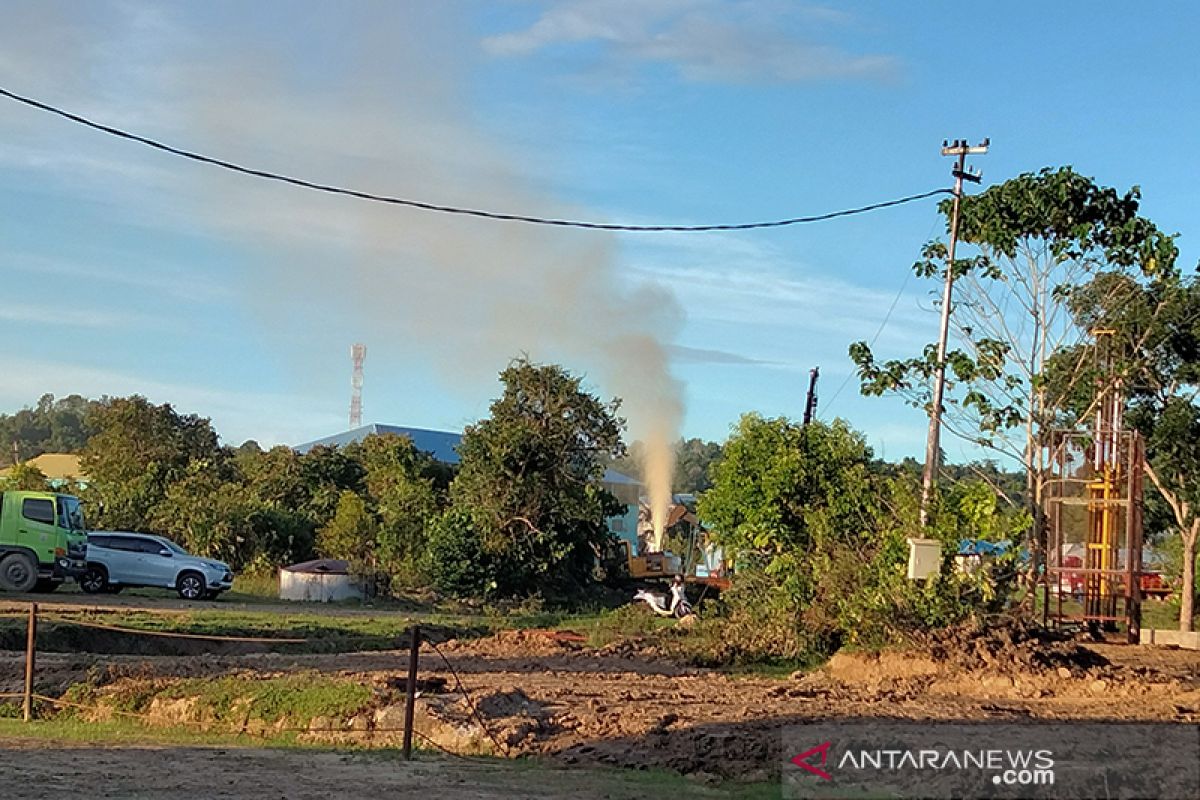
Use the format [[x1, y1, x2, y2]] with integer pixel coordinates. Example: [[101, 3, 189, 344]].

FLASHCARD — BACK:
[[1, 1, 1198, 464]]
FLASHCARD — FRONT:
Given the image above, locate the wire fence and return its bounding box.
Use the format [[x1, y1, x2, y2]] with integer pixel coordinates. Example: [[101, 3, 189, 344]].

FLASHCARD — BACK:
[[1, 603, 504, 761], [0, 609, 429, 646]]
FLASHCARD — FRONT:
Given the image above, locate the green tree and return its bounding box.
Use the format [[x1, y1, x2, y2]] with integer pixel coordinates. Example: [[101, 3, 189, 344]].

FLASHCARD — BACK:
[[317, 491, 380, 588], [426, 508, 510, 596], [1140, 400, 1200, 629], [236, 445, 317, 568], [0, 393, 96, 465], [445, 357, 626, 597], [851, 167, 1176, 552], [674, 437, 723, 493], [348, 433, 443, 585], [699, 415, 879, 605], [0, 463, 51, 491], [699, 415, 1023, 653], [81, 396, 228, 530], [151, 462, 258, 566], [298, 445, 366, 527]]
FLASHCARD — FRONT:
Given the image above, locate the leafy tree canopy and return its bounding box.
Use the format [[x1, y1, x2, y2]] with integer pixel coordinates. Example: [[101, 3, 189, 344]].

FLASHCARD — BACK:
[[81, 396, 228, 531], [445, 357, 626, 596], [0, 393, 96, 466]]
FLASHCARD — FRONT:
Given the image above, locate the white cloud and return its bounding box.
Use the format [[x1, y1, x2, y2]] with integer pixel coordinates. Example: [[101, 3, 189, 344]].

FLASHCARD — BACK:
[[624, 230, 933, 351], [483, 0, 898, 84], [0, 304, 162, 331], [9, 253, 231, 305]]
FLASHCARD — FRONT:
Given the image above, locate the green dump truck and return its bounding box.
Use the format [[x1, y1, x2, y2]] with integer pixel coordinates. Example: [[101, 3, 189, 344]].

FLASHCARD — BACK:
[[0, 490, 88, 592]]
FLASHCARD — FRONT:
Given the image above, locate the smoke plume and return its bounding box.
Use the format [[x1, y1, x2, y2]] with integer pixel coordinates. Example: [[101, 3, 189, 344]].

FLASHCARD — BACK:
[[179, 5, 685, 544], [0, 2, 685, 546]]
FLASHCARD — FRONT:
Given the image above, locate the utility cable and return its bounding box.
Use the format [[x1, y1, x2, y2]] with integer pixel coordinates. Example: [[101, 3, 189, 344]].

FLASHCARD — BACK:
[[820, 268, 913, 418], [425, 639, 510, 756], [0, 86, 951, 232]]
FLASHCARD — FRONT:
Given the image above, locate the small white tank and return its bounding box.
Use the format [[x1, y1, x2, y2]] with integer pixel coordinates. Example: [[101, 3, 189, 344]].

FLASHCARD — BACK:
[[279, 559, 362, 602]]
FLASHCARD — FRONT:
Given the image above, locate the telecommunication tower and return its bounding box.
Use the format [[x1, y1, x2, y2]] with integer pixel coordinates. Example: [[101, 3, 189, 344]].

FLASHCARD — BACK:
[[350, 343, 366, 428]]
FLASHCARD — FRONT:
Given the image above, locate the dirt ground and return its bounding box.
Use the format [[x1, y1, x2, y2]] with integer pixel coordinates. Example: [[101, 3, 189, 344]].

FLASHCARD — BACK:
[[0, 737, 745, 800], [3, 619, 1199, 782]]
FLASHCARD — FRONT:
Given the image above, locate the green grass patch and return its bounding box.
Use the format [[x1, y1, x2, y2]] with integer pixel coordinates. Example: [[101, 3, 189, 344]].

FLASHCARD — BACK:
[[161, 673, 373, 723], [60, 672, 372, 726], [228, 572, 281, 600]]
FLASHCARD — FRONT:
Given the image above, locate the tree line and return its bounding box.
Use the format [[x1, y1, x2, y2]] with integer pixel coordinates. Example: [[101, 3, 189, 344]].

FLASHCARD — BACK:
[[3, 165, 1194, 641]]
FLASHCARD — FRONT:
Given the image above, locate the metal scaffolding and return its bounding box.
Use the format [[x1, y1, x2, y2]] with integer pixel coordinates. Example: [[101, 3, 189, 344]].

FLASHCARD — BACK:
[[1041, 331, 1145, 642]]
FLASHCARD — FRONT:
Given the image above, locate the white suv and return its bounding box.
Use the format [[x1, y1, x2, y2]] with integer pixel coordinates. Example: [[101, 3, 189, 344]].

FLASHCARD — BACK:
[[81, 532, 234, 600]]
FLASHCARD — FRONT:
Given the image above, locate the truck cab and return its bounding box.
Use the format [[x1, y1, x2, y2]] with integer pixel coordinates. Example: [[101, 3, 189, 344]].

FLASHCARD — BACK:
[[0, 490, 89, 592]]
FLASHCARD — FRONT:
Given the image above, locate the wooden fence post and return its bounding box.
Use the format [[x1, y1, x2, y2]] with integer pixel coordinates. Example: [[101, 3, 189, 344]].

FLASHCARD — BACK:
[[23, 603, 37, 722], [402, 624, 421, 760]]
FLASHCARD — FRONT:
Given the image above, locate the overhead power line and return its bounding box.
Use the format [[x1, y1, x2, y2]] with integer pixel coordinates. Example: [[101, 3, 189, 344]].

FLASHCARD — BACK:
[[0, 86, 951, 232]]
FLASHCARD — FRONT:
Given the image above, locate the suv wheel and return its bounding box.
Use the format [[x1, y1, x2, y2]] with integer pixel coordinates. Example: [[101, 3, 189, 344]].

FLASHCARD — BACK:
[[177, 571, 206, 600], [79, 566, 109, 594], [0, 553, 38, 593]]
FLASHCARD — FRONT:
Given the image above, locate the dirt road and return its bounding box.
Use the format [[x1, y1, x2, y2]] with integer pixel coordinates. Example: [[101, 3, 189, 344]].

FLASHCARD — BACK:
[[0, 737, 748, 800]]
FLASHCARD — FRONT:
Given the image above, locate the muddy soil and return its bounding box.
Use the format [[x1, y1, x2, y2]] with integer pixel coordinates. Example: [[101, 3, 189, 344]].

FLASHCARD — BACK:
[[4, 623, 1197, 780]]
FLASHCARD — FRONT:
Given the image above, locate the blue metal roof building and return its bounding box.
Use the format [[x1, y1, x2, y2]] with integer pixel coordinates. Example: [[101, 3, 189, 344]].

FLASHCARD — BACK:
[[294, 423, 464, 463], [293, 423, 639, 489]]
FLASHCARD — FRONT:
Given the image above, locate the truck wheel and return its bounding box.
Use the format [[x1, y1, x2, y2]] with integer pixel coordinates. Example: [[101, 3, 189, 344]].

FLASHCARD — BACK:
[[0, 553, 38, 593], [33, 579, 61, 593], [79, 566, 109, 594], [177, 571, 206, 600]]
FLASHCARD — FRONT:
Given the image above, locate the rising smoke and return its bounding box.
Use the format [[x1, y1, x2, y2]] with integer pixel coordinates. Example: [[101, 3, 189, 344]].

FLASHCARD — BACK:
[[178, 4, 686, 545], [1, 2, 686, 545]]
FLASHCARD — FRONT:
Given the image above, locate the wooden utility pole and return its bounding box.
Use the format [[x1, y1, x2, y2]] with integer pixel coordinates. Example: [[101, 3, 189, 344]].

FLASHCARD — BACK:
[[803, 367, 819, 426], [920, 138, 988, 527]]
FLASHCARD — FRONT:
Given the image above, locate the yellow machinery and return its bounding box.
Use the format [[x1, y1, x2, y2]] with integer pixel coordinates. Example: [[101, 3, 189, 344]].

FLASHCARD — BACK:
[[614, 539, 682, 580]]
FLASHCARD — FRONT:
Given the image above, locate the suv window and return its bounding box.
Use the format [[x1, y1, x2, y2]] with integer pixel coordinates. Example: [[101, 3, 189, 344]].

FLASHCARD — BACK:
[[22, 498, 55, 525], [105, 536, 144, 553], [137, 539, 168, 554], [89, 535, 112, 549]]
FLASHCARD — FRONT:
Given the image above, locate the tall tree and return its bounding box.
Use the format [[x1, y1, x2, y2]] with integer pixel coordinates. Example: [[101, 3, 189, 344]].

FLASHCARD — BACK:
[[444, 357, 626, 596], [347, 433, 443, 585], [699, 415, 878, 605], [851, 167, 1176, 556], [151, 461, 258, 566], [0, 393, 96, 465], [81, 396, 228, 530], [317, 491, 380, 587]]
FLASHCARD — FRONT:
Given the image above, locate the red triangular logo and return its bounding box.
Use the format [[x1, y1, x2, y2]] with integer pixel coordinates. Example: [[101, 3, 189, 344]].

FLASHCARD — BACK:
[[791, 741, 833, 781]]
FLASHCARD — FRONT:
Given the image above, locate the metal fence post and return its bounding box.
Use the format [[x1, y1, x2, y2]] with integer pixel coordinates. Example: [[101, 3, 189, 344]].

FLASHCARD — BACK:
[[402, 624, 421, 760], [23, 603, 37, 722]]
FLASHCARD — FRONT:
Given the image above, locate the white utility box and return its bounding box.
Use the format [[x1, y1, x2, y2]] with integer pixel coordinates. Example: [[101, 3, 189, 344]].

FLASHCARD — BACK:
[[906, 537, 942, 580]]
